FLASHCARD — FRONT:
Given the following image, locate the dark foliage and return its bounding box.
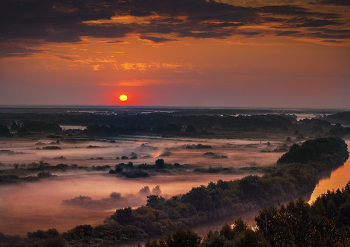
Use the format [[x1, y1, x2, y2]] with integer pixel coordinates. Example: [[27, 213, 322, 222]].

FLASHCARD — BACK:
[[277, 137, 348, 164], [325, 111, 350, 125], [76, 114, 294, 136], [145, 228, 201, 247], [22, 121, 61, 132], [299, 118, 332, 127], [327, 123, 350, 137], [255, 182, 350, 246], [0, 124, 10, 137]]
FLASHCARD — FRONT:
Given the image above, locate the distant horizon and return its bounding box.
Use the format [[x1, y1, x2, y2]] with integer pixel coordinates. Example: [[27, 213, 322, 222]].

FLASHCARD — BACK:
[[0, 104, 348, 112]]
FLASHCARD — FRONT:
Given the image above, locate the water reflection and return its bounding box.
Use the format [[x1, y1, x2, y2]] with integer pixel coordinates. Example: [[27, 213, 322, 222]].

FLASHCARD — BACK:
[[309, 141, 350, 204]]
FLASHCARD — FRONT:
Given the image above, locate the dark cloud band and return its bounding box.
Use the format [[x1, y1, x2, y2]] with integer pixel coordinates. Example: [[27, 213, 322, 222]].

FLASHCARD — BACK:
[[0, 0, 348, 57]]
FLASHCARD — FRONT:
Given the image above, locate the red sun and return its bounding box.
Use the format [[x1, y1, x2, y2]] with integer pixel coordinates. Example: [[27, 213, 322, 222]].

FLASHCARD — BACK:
[[119, 94, 127, 102]]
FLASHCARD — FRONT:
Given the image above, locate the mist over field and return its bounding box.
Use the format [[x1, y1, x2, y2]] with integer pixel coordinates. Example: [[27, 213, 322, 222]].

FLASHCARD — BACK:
[[0, 136, 284, 235], [1, 0, 349, 242], [0, 107, 349, 246], [0, 137, 283, 168]]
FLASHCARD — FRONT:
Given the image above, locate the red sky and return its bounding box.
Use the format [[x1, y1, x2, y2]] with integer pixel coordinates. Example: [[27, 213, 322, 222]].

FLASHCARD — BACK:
[[0, 0, 349, 108]]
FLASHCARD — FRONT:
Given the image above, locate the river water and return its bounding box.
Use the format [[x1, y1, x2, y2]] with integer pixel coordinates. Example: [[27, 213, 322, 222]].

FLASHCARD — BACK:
[[308, 140, 350, 204]]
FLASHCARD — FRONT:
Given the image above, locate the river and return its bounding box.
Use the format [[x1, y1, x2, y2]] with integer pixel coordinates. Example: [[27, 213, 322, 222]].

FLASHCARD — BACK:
[[308, 140, 350, 204]]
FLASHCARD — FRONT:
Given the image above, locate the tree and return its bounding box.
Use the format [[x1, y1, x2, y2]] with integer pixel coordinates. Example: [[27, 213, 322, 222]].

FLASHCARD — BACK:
[[166, 124, 181, 132], [10, 123, 20, 132], [147, 195, 164, 210], [155, 159, 165, 169], [181, 186, 214, 212], [219, 224, 233, 240], [185, 125, 196, 132], [114, 207, 134, 225], [166, 228, 201, 247], [0, 124, 10, 137]]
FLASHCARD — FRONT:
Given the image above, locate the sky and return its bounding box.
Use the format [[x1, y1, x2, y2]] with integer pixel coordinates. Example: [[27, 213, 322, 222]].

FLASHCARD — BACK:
[[0, 0, 349, 108]]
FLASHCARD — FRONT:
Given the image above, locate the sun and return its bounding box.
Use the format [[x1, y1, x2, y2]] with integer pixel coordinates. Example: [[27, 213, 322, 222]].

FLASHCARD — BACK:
[[119, 94, 128, 102]]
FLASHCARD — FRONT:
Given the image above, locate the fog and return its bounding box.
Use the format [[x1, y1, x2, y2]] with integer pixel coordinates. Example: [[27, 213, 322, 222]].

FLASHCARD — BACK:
[[0, 136, 349, 238], [0, 172, 248, 236], [0, 136, 287, 236], [0, 137, 284, 168]]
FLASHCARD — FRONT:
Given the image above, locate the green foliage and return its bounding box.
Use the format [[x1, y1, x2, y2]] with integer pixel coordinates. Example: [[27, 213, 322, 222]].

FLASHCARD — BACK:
[[181, 186, 214, 212], [155, 159, 165, 169], [145, 228, 201, 247], [200, 219, 267, 247], [113, 207, 134, 225], [37, 171, 53, 178], [0, 124, 10, 137], [166, 124, 181, 132], [10, 122, 20, 131], [328, 123, 350, 137], [255, 182, 350, 246], [186, 125, 196, 132], [277, 137, 348, 164], [147, 195, 165, 210], [255, 188, 350, 247], [21, 121, 62, 132], [27, 228, 59, 239], [78, 114, 295, 136]]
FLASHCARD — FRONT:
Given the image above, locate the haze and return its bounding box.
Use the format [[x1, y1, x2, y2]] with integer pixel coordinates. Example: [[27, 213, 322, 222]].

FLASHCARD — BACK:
[[0, 136, 281, 235], [0, 0, 349, 108]]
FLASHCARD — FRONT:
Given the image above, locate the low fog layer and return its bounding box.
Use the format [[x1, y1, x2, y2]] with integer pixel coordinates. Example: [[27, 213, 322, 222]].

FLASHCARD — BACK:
[[0, 137, 284, 169], [0, 173, 245, 236], [0, 136, 289, 235], [62, 185, 162, 210]]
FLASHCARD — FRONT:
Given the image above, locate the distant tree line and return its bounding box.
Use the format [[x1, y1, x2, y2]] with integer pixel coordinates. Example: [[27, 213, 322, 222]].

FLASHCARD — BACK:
[[82, 114, 295, 136], [326, 123, 350, 137], [14, 121, 62, 134], [2, 111, 350, 138], [0, 162, 111, 184], [0, 112, 296, 135], [0, 124, 10, 137], [325, 111, 350, 125]]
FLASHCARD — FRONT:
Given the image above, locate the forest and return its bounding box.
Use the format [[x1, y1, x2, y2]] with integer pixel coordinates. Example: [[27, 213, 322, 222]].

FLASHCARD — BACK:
[[1, 110, 349, 141], [0, 137, 348, 246]]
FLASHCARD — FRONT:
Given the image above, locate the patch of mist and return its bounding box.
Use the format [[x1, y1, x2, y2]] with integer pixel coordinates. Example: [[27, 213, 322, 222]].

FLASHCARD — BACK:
[[62, 185, 163, 210], [0, 137, 284, 169], [0, 171, 248, 236]]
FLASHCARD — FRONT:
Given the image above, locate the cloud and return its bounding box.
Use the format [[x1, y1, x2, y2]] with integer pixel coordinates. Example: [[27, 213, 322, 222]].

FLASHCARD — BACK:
[[295, 19, 342, 27], [139, 35, 177, 43], [0, 44, 42, 58], [259, 5, 338, 18], [319, 0, 350, 6], [57, 55, 75, 61], [0, 0, 349, 58], [120, 62, 160, 71], [93, 64, 102, 71], [119, 62, 193, 71]]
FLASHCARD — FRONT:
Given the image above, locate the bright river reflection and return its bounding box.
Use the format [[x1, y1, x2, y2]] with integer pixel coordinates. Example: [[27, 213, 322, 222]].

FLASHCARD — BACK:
[[309, 140, 350, 204]]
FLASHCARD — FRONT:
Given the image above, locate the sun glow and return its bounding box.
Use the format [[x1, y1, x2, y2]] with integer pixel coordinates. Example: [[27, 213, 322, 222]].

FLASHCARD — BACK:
[[119, 94, 128, 101]]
